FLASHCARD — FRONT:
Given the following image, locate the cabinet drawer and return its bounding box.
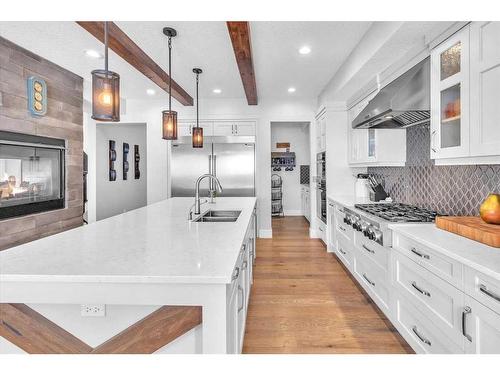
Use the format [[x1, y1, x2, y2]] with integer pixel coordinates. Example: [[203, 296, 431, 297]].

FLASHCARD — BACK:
[[394, 294, 463, 354], [354, 254, 390, 313], [334, 204, 346, 225], [392, 251, 465, 347], [393, 233, 463, 287], [355, 232, 389, 271], [336, 220, 353, 243], [464, 267, 500, 313], [336, 235, 354, 271]]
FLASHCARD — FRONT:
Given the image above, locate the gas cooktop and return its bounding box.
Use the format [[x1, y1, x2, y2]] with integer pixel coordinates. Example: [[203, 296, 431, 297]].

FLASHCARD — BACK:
[[354, 203, 439, 223]]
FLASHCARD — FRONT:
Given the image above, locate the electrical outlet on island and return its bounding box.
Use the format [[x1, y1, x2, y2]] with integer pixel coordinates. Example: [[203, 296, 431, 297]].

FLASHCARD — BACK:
[[81, 304, 106, 317]]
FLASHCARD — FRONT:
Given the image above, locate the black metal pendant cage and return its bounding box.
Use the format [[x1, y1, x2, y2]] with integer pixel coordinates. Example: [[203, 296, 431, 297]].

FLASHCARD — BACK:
[[91, 69, 120, 122], [192, 126, 203, 148]]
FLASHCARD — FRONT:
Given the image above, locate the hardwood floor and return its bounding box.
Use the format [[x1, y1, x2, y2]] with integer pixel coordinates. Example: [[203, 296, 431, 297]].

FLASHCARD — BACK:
[[242, 216, 413, 354]]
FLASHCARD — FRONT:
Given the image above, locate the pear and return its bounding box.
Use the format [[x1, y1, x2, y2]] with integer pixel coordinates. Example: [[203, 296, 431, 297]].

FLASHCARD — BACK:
[[480, 193, 500, 225]]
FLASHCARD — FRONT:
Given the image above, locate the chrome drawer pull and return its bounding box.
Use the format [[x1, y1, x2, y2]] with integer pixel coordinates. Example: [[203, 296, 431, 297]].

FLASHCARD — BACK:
[[338, 226, 346, 232], [339, 247, 347, 255], [412, 281, 431, 297], [479, 284, 500, 302], [410, 247, 430, 260], [242, 260, 248, 270], [462, 306, 472, 342], [412, 326, 431, 346], [329, 203, 334, 207], [237, 285, 244, 312], [362, 273, 375, 286], [362, 244, 375, 254], [231, 267, 240, 281]]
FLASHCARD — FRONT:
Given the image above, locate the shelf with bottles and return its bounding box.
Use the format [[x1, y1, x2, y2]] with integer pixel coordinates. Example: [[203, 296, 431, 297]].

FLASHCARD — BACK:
[[271, 151, 296, 171]]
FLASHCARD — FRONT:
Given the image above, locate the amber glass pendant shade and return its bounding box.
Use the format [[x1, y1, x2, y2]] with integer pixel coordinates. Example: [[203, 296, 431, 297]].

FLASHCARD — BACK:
[[192, 126, 203, 148], [91, 70, 120, 122], [162, 110, 178, 140]]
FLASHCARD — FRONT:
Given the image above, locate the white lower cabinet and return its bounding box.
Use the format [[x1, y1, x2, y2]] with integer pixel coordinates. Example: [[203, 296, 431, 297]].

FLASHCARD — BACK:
[[330, 200, 500, 354], [226, 213, 255, 354], [464, 296, 500, 353], [393, 293, 463, 354], [301, 186, 311, 222]]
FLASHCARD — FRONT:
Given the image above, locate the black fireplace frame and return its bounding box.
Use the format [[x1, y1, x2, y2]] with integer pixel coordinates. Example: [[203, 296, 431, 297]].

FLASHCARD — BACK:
[[0, 131, 65, 220]]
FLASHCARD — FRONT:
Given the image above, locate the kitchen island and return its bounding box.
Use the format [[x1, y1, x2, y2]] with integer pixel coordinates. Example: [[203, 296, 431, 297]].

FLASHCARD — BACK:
[[0, 197, 257, 354]]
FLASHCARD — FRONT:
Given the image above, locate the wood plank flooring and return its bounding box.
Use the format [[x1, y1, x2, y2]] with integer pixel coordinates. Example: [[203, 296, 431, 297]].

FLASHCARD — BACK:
[[242, 216, 413, 354]]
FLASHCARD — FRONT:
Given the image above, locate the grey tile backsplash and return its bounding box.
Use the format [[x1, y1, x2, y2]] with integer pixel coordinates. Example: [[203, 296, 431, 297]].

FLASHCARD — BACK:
[[368, 124, 500, 216]]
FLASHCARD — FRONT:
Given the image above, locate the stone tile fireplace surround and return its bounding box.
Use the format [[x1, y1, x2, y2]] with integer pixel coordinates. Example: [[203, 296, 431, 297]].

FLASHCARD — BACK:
[[0, 36, 84, 250]]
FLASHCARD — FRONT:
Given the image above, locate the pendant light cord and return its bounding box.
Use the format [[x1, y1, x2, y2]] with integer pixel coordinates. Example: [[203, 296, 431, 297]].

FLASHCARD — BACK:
[[196, 72, 199, 128], [168, 36, 172, 112], [104, 21, 108, 72]]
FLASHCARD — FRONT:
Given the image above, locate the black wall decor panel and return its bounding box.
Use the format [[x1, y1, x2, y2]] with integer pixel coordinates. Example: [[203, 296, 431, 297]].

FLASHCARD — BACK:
[[368, 123, 500, 216]]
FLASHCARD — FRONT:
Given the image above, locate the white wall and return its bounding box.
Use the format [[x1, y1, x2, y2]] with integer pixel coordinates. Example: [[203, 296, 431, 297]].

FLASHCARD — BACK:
[[84, 97, 316, 237], [96, 123, 147, 221], [271, 122, 310, 215]]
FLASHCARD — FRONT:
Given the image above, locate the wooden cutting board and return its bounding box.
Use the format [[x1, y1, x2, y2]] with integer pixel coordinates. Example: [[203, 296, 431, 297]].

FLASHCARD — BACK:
[[435, 216, 500, 248]]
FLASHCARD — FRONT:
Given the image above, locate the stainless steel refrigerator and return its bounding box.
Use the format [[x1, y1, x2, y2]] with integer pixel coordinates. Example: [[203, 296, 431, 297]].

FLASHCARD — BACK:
[[171, 136, 255, 197]]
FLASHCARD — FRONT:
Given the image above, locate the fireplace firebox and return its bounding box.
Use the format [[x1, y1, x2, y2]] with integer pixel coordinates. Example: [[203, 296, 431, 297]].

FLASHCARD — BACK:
[[0, 131, 65, 220]]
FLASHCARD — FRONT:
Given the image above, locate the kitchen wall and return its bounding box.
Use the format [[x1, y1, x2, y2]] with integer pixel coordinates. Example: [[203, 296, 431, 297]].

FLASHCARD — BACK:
[[96, 123, 147, 221], [271, 122, 310, 215], [368, 123, 500, 215], [0, 37, 83, 250]]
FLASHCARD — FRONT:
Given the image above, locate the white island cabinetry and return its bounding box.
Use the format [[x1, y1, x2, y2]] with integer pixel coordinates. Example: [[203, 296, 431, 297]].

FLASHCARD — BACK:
[[0, 198, 257, 354]]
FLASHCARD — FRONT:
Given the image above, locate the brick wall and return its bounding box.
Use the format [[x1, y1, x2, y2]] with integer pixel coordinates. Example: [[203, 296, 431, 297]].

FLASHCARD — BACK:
[[0, 36, 84, 250]]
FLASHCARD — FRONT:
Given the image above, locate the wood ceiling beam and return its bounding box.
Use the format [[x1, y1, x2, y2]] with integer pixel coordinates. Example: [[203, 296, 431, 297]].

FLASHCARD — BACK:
[[76, 21, 193, 106], [226, 22, 258, 105]]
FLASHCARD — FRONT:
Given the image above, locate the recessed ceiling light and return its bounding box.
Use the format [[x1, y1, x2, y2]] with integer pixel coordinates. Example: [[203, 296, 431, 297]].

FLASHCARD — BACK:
[[288, 87, 296, 93], [299, 46, 311, 55], [213, 88, 222, 94], [84, 49, 102, 59], [146, 89, 156, 96]]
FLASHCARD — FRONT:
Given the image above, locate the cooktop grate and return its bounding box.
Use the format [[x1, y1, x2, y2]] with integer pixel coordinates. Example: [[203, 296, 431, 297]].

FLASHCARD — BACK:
[[354, 203, 439, 222]]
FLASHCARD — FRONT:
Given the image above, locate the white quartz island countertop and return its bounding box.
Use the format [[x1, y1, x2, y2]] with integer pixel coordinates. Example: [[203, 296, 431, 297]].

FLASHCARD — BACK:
[[0, 197, 257, 285]]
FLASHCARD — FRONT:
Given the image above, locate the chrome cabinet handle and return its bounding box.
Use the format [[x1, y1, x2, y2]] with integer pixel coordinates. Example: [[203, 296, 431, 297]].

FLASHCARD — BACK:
[[234, 124, 238, 134], [231, 267, 240, 281], [237, 285, 244, 312], [410, 247, 430, 260], [462, 306, 472, 342], [328, 203, 334, 207], [479, 284, 500, 303], [362, 244, 375, 254], [241, 244, 246, 253], [362, 273, 375, 286], [242, 260, 248, 270], [339, 247, 347, 255], [412, 281, 431, 297], [412, 326, 431, 346], [431, 130, 437, 153], [338, 226, 346, 232]]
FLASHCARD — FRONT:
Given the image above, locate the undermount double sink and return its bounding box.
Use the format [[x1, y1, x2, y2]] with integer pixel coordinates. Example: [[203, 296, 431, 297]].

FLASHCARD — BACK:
[[194, 210, 241, 223]]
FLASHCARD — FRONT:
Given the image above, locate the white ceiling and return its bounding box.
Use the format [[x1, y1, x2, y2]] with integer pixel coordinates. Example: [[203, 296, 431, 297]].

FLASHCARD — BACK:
[[0, 21, 372, 103], [0, 21, 453, 105]]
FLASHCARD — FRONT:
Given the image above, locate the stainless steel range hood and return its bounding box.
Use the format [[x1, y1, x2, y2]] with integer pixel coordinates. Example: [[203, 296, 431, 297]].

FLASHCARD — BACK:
[[352, 57, 430, 129]]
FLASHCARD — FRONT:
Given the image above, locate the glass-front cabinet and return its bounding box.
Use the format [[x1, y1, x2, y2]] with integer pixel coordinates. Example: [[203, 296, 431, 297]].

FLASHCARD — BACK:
[[430, 26, 470, 159]]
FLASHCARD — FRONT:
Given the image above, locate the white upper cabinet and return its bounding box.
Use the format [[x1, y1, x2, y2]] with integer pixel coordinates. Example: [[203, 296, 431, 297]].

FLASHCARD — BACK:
[[430, 26, 470, 159], [213, 121, 255, 136], [347, 94, 406, 167], [469, 22, 500, 157], [315, 112, 327, 152], [431, 22, 500, 164], [178, 121, 213, 137]]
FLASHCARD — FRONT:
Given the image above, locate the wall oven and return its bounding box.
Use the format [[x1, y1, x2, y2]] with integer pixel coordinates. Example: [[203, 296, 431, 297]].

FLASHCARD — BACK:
[[0, 131, 65, 220], [316, 152, 326, 223]]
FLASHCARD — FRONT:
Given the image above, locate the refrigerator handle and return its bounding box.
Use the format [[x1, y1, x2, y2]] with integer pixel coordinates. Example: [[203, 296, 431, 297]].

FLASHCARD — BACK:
[[208, 155, 214, 191]]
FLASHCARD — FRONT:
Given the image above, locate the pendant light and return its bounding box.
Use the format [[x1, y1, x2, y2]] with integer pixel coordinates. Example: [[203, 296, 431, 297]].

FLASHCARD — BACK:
[[91, 21, 120, 122], [162, 27, 178, 140], [192, 68, 203, 148]]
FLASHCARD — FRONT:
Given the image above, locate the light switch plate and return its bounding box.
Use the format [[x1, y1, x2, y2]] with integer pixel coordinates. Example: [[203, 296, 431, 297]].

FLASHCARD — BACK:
[[81, 304, 106, 317]]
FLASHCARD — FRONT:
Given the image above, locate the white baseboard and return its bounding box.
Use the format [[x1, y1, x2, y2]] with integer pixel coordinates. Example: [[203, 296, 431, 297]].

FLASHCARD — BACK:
[[258, 229, 272, 238], [309, 228, 319, 238], [283, 210, 303, 216]]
